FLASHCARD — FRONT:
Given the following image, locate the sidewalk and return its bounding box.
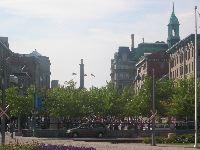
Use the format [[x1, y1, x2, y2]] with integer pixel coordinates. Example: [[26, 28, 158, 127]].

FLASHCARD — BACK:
[[3, 133, 199, 150]]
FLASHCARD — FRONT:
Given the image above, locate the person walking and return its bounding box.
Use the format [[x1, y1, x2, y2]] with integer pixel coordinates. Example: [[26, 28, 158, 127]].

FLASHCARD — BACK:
[[10, 121, 15, 139]]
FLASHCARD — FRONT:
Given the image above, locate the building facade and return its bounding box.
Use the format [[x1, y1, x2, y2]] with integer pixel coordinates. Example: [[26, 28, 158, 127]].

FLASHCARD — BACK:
[[167, 34, 200, 80], [0, 38, 51, 90], [0, 37, 13, 89], [111, 36, 168, 89], [134, 51, 169, 93], [110, 3, 181, 89], [111, 46, 136, 88]]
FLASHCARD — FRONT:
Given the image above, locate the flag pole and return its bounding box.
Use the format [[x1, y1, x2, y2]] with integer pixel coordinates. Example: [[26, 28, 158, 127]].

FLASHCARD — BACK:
[[194, 5, 198, 148]]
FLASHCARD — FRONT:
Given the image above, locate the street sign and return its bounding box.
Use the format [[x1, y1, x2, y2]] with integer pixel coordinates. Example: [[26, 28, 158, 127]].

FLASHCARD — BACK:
[[35, 96, 43, 110], [0, 105, 10, 119], [149, 110, 157, 121]]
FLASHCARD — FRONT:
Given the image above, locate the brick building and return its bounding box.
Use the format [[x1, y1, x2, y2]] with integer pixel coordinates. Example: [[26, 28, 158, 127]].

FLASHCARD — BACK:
[[134, 51, 169, 93]]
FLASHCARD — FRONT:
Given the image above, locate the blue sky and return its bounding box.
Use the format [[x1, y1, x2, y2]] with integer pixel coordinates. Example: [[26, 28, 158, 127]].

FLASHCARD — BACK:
[[0, 0, 199, 88]]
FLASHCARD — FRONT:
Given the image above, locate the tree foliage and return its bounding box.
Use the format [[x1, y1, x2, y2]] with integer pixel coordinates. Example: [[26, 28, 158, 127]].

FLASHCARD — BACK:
[[4, 78, 200, 121], [6, 87, 33, 117]]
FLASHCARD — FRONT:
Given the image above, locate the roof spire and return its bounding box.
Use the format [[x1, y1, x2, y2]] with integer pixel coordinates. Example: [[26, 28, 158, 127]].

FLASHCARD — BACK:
[[172, 2, 174, 14]]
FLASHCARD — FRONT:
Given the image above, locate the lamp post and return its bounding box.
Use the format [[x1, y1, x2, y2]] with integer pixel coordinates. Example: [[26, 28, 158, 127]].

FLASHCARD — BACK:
[[1, 50, 6, 144], [151, 68, 156, 146], [194, 5, 198, 148]]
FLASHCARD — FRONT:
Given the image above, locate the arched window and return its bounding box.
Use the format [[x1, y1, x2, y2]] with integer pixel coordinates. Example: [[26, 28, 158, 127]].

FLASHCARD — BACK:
[[188, 50, 190, 60]]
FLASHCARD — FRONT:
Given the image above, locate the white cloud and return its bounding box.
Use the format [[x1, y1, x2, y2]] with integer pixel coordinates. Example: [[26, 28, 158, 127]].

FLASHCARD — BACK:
[[0, 0, 198, 88], [0, 0, 138, 21]]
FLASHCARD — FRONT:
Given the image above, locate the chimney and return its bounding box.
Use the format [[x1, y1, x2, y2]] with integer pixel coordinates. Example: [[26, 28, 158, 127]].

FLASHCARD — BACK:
[[0, 37, 9, 48], [131, 34, 134, 48]]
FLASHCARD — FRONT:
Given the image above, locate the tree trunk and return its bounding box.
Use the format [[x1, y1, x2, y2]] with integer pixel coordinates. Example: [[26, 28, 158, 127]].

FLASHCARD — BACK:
[[18, 116, 21, 131]]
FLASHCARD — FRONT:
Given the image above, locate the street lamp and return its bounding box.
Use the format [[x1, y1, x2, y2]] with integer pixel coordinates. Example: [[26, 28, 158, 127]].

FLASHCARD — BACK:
[[1, 51, 6, 145], [194, 6, 198, 148], [151, 68, 156, 146]]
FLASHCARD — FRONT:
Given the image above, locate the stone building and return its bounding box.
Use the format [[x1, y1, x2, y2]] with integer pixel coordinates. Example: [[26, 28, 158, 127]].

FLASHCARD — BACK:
[[167, 34, 200, 80], [110, 46, 136, 88], [111, 36, 168, 89], [134, 51, 169, 93], [110, 3, 180, 89], [0, 38, 51, 90], [0, 37, 13, 89]]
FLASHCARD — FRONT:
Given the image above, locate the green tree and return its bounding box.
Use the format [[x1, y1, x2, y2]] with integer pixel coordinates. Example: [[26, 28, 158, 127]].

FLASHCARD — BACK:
[[168, 79, 194, 119], [156, 79, 175, 116], [6, 87, 34, 130], [6, 87, 33, 117]]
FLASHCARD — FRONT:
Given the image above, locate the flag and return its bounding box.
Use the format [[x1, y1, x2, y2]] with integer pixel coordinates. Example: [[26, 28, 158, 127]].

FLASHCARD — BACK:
[[198, 11, 200, 17], [84, 74, 87, 76], [197, 10, 200, 28], [72, 73, 77, 75], [91, 73, 95, 77]]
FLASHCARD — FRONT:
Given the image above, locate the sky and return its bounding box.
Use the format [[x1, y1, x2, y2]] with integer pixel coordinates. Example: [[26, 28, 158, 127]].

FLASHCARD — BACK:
[[0, 0, 199, 88]]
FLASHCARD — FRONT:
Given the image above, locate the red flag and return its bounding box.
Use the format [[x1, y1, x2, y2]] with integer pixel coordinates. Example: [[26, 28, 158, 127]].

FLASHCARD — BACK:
[[91, 73, 95, 77], [198, 11, 200, 28], [198, 10, 200, 18]]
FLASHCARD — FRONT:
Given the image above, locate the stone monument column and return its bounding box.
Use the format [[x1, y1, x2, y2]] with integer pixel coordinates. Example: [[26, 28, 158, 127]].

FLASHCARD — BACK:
[[79, 59, 84, 89]]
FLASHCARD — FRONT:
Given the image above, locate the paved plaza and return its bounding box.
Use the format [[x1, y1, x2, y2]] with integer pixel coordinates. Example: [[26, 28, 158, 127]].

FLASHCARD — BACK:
[[2, 133, 199, 150]]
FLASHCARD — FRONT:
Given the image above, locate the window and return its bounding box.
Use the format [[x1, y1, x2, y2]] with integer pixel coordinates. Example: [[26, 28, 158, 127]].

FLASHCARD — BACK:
[[188, 50, 190, 60], [185, 51, 187, 60], [180, 66, 183, 75], [143, 63, 146, 70], [192, 62, 194, 71], [177, 68, 178, 77], [138, 68, 141, 73], [170, 59, 174, 68], [122, 54, 127, 62], [180, 53, 183, 63], [172, 29, 175, 36], [192, 49, 194, 57], [175, 70, 176, 78], [142, 74, 145, 81], [185, 65, 188, 74], [189, 63, 191, 73]]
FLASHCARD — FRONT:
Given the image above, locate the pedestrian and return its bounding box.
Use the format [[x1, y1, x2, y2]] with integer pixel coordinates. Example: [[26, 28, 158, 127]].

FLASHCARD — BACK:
[[10, 121, 14, 139]]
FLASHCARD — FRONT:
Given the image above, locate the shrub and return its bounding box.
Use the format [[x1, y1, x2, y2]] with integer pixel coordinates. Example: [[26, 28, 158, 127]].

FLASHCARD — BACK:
[[0, 144, 35, 150], [143, 137, 165, 144], [143, 134, 200, 144], [33, 144, 96, 150], [0, 144, 96, 150]]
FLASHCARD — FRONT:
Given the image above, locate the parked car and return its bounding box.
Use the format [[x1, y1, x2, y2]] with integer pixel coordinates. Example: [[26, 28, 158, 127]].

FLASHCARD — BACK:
[[175, 121, 200, 130], [143, 123, 174, 131], [155, 123, 172, 131], [66, 122, 107, 138]]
